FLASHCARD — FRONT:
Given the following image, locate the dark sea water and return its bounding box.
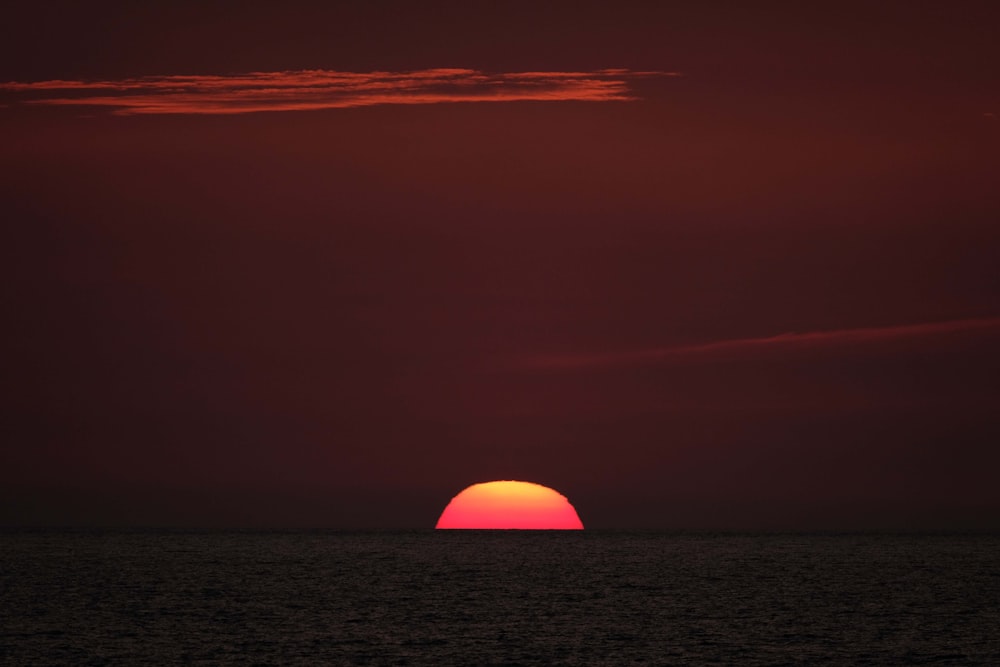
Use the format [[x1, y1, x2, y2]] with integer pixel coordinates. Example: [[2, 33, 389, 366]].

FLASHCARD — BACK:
[[2, 531, 999, 665]]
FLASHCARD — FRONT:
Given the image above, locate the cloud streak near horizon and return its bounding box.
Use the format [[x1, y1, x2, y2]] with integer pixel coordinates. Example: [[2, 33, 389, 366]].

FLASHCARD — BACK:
[[0, 68, 674, 115], [523, 317, 1000, 371]]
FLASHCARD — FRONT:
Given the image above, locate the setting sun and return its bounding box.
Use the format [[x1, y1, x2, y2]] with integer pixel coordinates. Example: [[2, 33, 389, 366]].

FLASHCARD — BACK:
[[435, 480, 584, 529]]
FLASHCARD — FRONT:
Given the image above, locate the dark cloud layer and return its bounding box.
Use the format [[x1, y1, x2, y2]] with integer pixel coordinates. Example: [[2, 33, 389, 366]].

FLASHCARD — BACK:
[[523, 317, 1000, 370]]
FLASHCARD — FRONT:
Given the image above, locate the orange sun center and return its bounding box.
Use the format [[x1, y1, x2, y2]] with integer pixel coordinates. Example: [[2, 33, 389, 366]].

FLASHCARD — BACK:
[[435, 480, 584, 529]]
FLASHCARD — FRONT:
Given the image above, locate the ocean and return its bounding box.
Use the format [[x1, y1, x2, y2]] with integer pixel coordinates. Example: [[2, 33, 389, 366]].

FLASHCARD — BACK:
[[2, 530, 998, 665]]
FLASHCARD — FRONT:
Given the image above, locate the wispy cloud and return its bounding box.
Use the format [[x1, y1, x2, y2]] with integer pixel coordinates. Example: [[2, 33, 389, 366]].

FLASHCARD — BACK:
[[0, 68, 675, 115], [523, 317, 1000, 370]]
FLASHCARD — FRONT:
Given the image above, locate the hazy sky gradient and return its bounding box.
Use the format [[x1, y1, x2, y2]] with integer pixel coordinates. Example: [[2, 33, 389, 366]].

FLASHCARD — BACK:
[[2, 1, 998, 528]]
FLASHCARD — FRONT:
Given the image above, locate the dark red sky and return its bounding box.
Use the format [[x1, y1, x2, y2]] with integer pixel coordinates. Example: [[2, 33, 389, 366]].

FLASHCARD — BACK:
[[2, 1, 998, 528]]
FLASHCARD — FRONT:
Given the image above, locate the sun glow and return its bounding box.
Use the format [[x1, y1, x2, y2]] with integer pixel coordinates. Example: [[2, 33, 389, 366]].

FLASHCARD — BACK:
[[435, 480, 584, 529]]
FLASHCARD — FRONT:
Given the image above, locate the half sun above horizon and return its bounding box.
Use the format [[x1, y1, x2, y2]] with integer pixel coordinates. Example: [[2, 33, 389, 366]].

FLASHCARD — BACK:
[[435, 480, 584, 529]]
